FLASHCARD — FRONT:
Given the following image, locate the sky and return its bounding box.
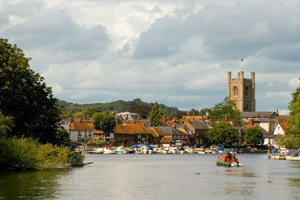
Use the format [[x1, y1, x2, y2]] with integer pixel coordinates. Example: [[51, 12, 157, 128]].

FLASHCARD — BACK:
[[1, 0, 299, 114]]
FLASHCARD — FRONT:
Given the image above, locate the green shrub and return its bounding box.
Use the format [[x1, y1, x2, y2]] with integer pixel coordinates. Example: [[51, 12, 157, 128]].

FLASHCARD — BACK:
[[0, 137, 84, 171]]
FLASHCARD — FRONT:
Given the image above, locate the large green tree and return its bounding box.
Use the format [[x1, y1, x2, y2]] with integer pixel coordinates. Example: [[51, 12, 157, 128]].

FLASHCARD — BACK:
[[0, 38, 61, 144], [244, 127, 264, 145], [278, 77, 300, 148], [149, 102, 162, 126], [0, 111, 13, 137], [207, 121, 239, 145], [287, 79, 300, 136], [210, 97, 242, 124], [128, 104, 152, 119], [200, 98, 242, 125], [93, 112, 116, 138]]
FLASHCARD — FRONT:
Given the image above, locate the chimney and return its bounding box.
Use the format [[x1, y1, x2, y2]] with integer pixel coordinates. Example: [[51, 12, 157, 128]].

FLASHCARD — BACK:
[[188, 111, 191, 116], [257, 113, 260, 118], [268, 123, 271, 135], [206, 112, 209, 120], [250, 118, 253, 125]]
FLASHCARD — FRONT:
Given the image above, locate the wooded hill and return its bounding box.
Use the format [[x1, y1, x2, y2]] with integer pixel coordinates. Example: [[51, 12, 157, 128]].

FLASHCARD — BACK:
[[58, 98, 180, 118]]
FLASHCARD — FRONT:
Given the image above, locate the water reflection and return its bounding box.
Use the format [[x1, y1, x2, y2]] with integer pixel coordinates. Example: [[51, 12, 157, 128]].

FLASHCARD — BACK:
[[0, 169, 69, 199]]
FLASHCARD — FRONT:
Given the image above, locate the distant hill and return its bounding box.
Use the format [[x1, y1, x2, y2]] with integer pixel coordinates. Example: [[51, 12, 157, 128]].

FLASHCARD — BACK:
[[58, 98, 179, 118]]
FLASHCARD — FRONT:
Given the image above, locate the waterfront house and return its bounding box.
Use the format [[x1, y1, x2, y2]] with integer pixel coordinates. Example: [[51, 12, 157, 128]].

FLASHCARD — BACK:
[[69, 119, 94, 141], [184, 120, 210, 146], [113, 122, 154, 146]]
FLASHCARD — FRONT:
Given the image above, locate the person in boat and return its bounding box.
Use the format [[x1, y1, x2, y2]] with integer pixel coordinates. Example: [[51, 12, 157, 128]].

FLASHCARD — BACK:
[[225, 152, 232, 163], [231, 153, 239, 164]]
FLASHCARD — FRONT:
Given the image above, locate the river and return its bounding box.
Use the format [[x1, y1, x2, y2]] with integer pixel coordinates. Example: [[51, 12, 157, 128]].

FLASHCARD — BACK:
[[0, 154, 299, 200]]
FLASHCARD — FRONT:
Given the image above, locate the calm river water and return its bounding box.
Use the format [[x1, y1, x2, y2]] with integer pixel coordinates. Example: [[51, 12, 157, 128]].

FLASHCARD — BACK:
[[0, 154, 300, 200]]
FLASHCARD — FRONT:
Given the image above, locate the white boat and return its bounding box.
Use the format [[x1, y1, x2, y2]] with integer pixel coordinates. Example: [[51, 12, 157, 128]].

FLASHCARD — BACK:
[[194, 148, 206, 154], [115, 146, 125, 154], [168, 147, 177, 154], [184, 147, 194, 154], [286, 149, 300, 161], [103, 146, 116, 154]]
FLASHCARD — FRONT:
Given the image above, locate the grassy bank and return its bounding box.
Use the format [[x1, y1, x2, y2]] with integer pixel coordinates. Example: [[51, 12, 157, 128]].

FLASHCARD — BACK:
[[0, 137, 84, 171]]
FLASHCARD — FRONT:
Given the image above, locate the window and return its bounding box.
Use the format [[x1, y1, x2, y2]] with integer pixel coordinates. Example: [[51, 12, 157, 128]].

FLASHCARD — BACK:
[[245, 86, 249, 96], [233, 86, 238, 96]]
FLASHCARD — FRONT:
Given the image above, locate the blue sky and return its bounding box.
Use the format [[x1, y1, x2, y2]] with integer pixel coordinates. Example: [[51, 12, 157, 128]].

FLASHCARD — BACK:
[[1, 0, 299, 114]]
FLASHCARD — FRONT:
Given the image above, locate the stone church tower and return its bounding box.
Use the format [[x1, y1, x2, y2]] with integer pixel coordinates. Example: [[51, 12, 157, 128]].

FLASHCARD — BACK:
[[228, 71, 256, 112]]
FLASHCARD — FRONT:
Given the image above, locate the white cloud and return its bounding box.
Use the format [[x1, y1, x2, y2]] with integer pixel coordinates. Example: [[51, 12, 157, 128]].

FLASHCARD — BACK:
[[289, 77, 299, 89], [1, 0, 300, 111]]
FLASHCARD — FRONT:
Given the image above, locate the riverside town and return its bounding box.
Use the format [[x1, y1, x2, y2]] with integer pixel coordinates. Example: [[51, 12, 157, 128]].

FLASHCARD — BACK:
[[61, 70, 298, 160], [1, 12, 300, 198]]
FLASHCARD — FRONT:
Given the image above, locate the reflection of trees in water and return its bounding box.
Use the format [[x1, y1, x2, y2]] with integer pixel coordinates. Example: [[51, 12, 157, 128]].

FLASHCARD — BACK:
[[0, 169, 69, 199]]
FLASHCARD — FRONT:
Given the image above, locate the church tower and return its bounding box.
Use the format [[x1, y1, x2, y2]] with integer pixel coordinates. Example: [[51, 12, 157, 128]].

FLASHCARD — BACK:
[[228, 71, 255, 112]]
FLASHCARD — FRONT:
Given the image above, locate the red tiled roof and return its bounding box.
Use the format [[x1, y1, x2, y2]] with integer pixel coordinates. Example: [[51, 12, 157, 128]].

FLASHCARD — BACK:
[[69, 122, 94, 131], [114, 123, 150, 135], [152, 127, 163, 136], [279, 122, 288, 132], [160, 135, 173, 143], [177, 128, 189, 135]]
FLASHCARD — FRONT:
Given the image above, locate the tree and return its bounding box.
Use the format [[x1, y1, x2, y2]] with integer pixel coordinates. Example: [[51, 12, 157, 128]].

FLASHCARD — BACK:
[[0, 38, 61, 144], [169, 110, 187, 120], [207, 121, 239, 145], [244, 127, 264, 145], [93, 112, 116, 138], [0, 111, 13, 137], [278, 77, 300, 148], [287, 78, 300, 136], [208, 97, 242, 125], [128, 104, 152, 119], [149, 102, 162, 126]]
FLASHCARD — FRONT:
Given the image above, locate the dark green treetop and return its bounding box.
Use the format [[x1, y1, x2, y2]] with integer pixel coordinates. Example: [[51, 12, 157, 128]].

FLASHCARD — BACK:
[[0, 38, 61, 144], [149, 102, 162, 126], [244, 127, 264, 145], [207, 121, 239, 145], [93, 112, 116, 134]]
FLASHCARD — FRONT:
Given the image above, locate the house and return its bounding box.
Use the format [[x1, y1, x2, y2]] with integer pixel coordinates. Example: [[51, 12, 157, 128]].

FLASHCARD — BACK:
[[241, 111, 279, 121], [115, 112, 141, 121], [69, 119, 94, 141], [184, 120, 210, 146], [113, 122, 154, 146], [244, 117, 279, 145], [59, 115, 70, 132]]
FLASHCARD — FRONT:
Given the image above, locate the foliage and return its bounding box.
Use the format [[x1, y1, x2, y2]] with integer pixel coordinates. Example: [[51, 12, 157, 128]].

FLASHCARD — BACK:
[[69, 152, 85, 167], [287, 78, 300, 136], [277, 134, 300, 149], [0, 111, 14, 137], [189, 109, 200, 116], [168, 110, 187, 120], [58, 98, 179, 118], [149, 102, 162, 126], [135, 134, 152, 144], [93, 112, 116, 138], [128, 104, 152, 119], [207, 121, 239, 145], [0, 137, 82, 171], [55, 129, 71, 146], [0, 38, 61, 144], [244, 127, 264, 145], [200, 97, 242, 125]]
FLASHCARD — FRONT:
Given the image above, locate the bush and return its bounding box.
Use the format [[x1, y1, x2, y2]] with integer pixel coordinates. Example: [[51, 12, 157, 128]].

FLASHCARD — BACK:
[[0, 137, 84, 171]]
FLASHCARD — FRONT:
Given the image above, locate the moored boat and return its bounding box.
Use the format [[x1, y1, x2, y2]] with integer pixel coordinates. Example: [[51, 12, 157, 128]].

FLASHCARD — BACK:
[[216, 152, 242, 167]]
